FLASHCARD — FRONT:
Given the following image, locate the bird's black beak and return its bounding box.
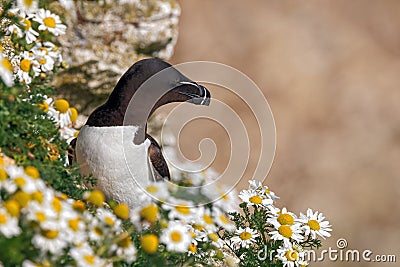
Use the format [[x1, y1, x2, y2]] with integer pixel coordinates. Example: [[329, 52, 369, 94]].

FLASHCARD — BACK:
[[177, 81, 211, 106]]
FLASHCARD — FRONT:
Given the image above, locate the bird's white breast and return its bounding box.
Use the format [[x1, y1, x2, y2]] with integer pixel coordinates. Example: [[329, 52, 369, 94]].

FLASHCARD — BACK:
[[76, 125, 151, 207]]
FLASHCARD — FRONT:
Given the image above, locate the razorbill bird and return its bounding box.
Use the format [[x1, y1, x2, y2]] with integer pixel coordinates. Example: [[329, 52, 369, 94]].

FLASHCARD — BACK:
[[73, 58, 211, 207]]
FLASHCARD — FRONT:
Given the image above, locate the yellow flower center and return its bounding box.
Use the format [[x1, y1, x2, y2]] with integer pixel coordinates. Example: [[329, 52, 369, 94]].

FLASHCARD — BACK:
[[265, 188, 270, 194], [43, 229, 59, 239], [117, 233, 132, 248], [39, 58, 46, 65], [113, 203, 130, 220], [146, 185, 159, 193], [4, 200, 20, 217], [278, 225, 293, 238], [73, 200, 86, 212], [208, 233, 219, 242], [141, 234, 159, 254], [175, 204, 190, 215], [23, 19, 31, 30], [25, 166, 40, 179], [0, 156, 3, 165], [219, 214, 230, 224], [193, 224, 204, 231], [43, 17, 56, 28], [36, 211, 46, 222], [20, 58, 31, 72], [277, 213, 295, 225], [203, 214, 213, 224], [2, 58, 13, 71], [68, 218, 80, 231], [54, 99, 70, 114], [31, 191, 43, 203], [0, 214, 7, 224], [0, 168, 7, 181], [170, 231, 182, 242], [13, 191, 30, 207], [308, 219, 321, 231], [285, 250, 298, 261], [190, 231, 196, 239], [52, 197, 62, 213], [84, 255, 95, 265], [69, 107, 78, 123], [188, 244, 197, 253], [140, 204, 158, 223], [221, 193, 229, 200], [14, 177, 26, 187], [249, 195, 263, 204], [23, 0, 34, 7], [239, 231, 252, 240], [40, 47, 49, 54], [94, 227, 103, 236], [104, 216, 115, 226]]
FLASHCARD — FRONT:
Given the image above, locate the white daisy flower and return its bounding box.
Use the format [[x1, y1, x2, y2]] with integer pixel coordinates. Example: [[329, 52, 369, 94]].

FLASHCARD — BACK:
[[0, 208, 21, 238], [187, 225, 208, 243], [16, 0, 38, 13], [269, 222, 304, 246], [32, 220, 68, 255], [96, 208, 122, 231], [10, 173, 37, 193], [267, 207, 297, 226], [160, 221, 192, 253], [32, 48, 55, 72], [239, 189, 273, 207], [299, 208, 332, 239], [20, 16, 39, 44], [212, 206, 235, 232], [230, 227, 259, 248], [16, 51, 38, 84], [0, 54, 14, 87], [162, 197, 195, 222], [276, 243, 306, 267], [144, 182, 170, 201], [88, 218, 105, 242], [248, 180, 279, 201], [206, 232, 225, 249], [202, 183, 239, 213], [33, 9, 66, 36], [34, 42, 62, 64], [25, 201, 57, 224], [248, 179, 263, 190], [70, 242, 106, 267], [1, 166, 17, 194], [193, 206, 217, 232], [110, 233, 137, 264]]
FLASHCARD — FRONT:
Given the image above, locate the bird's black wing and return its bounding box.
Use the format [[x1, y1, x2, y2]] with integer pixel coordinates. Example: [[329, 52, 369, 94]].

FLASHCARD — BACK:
[[146, 134, 170, 181], [68, 138, 77, 165]]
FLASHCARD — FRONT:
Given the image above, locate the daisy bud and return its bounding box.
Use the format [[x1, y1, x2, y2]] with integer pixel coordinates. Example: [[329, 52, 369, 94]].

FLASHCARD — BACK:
[[140, 234, 159, 254], [85, 190, 105, 207], [54, 99, 70, 113], [113, 203, 130, 220]]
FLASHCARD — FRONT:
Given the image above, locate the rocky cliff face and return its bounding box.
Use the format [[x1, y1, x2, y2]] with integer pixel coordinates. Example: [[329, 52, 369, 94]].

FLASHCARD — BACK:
[[53, 0, 180, 114]]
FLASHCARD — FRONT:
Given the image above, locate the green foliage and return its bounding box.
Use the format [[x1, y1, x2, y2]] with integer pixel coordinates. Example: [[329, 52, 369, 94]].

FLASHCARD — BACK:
[[0, 83, 87, 199]]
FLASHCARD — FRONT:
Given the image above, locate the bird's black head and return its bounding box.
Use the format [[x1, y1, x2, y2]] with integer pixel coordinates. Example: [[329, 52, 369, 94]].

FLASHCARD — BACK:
[[86, 58, 211, 140], [107, 58, 211, 114]]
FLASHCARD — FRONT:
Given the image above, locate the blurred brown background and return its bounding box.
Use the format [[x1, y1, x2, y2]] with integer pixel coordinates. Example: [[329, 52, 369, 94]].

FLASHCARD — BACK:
[[170, 1, 400, 266]]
